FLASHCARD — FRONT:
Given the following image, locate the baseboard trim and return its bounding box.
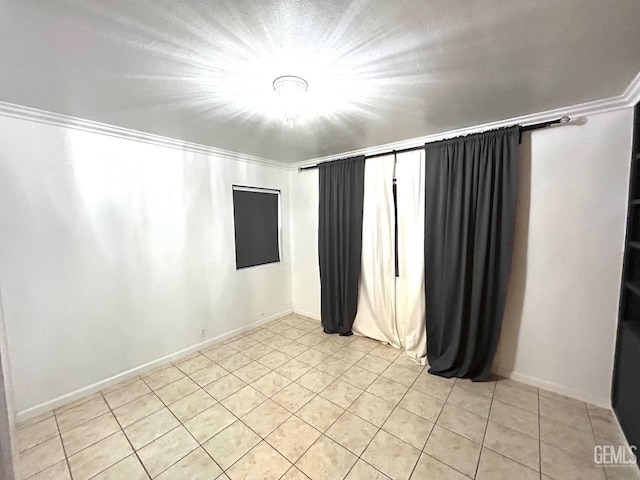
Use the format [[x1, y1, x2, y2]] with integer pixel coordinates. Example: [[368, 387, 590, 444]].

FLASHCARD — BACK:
[[493, 367, 611, 409], [292, 309, 321, 322], [15, 309, 293, 423]]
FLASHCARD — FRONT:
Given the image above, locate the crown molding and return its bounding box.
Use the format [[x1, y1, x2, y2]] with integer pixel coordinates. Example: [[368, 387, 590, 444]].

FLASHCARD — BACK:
[[290, 75, 640, 170], [0, 101, 288, 171], [624, 70, 640, 107]]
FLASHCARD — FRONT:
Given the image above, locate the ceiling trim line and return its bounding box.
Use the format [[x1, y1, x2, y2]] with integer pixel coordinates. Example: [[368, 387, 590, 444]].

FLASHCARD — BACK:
[[0, 101, 288, 171], [289, 78, 640, 170]]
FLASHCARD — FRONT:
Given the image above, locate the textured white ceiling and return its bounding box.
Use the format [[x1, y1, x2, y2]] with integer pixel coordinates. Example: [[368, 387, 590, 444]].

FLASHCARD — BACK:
[[2, 0, 640, 162]]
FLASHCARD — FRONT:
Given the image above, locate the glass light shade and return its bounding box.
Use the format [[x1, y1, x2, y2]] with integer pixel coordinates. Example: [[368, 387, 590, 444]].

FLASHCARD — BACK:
[[273, 75, 308, 125]]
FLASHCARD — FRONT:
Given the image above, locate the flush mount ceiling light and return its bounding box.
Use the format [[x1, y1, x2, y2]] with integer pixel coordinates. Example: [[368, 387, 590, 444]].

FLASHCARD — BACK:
[[273, 75, 308, 125]]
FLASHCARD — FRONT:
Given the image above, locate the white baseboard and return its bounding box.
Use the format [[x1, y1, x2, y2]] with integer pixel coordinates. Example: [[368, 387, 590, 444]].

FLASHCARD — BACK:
[[493, 367, 611, 409], [292, 308, 320, 322], [15, 309, 293, 423]]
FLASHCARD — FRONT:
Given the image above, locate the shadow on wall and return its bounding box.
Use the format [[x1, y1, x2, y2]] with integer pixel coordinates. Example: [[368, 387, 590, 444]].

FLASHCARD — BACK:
[[494, 132, 532, 373]]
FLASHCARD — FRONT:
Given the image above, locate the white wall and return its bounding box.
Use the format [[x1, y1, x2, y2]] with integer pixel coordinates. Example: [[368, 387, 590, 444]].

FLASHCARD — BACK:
[[0, 116, 292, 416], [495, 108, 633, 407], [0, 286, 18, 480], [290, 108, 634, 407]]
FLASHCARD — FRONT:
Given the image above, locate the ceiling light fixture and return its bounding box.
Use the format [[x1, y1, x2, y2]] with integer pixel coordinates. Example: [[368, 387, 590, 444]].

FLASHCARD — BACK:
[[273, 75, 308, 125]]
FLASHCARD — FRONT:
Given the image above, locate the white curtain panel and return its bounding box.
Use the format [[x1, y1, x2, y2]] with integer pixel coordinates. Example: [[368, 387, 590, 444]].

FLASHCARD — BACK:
[[395, 150, 427, 364], [352, 154, 400, 347]]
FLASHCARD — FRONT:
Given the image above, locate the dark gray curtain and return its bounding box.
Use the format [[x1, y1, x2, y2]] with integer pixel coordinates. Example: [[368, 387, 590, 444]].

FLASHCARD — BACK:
[[318, 156, 366, 335], [424, 127, 519, 381]]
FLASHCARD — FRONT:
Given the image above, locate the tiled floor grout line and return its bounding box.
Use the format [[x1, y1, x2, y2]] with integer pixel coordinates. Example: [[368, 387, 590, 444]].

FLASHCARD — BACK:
[[472, 380, 497, 479], [52, 409, 74, 480], [135, 374, 227, 479], [99, 390, 154, 480]]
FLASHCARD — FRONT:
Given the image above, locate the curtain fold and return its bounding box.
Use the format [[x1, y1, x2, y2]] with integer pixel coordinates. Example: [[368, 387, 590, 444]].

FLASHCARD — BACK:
[[318, 156, 366, 335], [396, 150, 427, 364], [353, 155, 399, 346], [424, 127, 519, 381]]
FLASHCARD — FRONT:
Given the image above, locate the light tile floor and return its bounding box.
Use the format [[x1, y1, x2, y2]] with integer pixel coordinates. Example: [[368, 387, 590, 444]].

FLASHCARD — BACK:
[[16, 314, 640, 480]]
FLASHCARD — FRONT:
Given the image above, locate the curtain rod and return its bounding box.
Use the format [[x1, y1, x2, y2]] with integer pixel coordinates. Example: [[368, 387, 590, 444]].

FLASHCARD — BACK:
[[298, 116, 571, 172]]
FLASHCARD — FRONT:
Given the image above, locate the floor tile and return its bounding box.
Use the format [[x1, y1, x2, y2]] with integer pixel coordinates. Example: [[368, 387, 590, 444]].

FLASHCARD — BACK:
[[357, 355, 392, 375], [333, 348, 366, 364], [296, 435, 357, 480], [217, 353, 254, 372], [204, 374, 246, 401], [437, 403, 488, 444], [362, 430, 421, 480], [369, 344, 401, 362], [156, 448, 222, 480], [54, 393, 102, 414], [155, 377, 199, 405], [341, 366, 378, 390], [493, 383, 538, 415], [381, 364, 420, 387], [424, 426, 481, 478], [541, 441, 606, 480], [349, 337, 380, 353], [326, 412, 378, 455], [189, 364, 229, 387], [242, 399, 292, 437], [412, 373, 454, 401], [124, 407, 180, 450], [297, 396, 344, 432], [92, 454, 149, 480], [489, 399, 539, 439], [61, 412, 121, 455], [282, 466, 312, 480], [540, 415, 597, 458], [316, 357, 351, 377], [144, 366, 185, 391], [591, 413, 627, 444], [221, 386, 267, 417], [276, 358, 313, 381], [251, 371, 292, 397], [244, 343, 276, 360], [184, 403, 237, 443], [56, 397, 110, 433], [168, 389, 216, 423], [495, 377, 538, 394], [226, 441, 291, 480], [19, 435, 66, 479], [234, 361, 272, 384], [277, 342, 309, 358], [345, 460, 391, 480], [367, 376, 408, 405], [68, 431, 132, 480], [272, 383, 317, 413], [446, 384, 492, 418], [137, 426, 198, 478], [398, 389, 444, 422], [296, 369, 335, 393], [476, 448, 539, 480], [202, 420, 261, 470], [27, 460, 72, 480], [382, 407, 433, 450], [319, 379, 363, 409], [104, 380, 151, 410], [17, 416, 59, 452], [258, 351, 292, 369], [113, 393, 164, 428], [226, 337, 258, 352], [314, 339, 344, 355], [454, 378, 496, 399], [483, 421, 540, 471], [348, 392, 394, 427], [266, 416, 321, 463], [202, 345, 238, 362], [264, 335, 295, 349], [410, 453, 469, 480], [17, 410, 55, 429], [296, 349, 330, 367], [539, 395, 592, 432]]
